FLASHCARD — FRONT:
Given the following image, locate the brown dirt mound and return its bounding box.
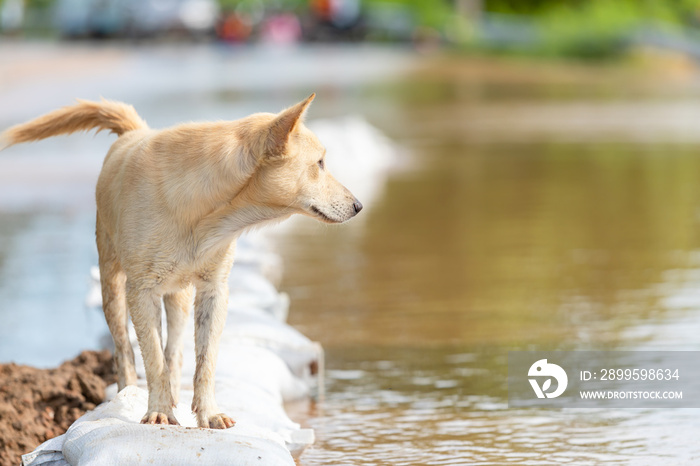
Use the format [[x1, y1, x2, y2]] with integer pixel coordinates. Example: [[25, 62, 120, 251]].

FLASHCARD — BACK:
[[0, 350, 116, 466]]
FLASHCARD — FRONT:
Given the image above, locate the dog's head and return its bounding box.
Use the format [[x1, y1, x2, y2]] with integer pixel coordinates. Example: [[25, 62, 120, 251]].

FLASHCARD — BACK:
[[243, 94, 362, 224]]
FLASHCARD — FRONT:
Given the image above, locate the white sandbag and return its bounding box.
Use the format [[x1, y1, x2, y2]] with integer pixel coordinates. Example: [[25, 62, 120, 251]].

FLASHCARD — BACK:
[[233, 234, 284, 287], [19, 436, 69, 466], [223, 306, 321, 380], [61, 387, 296, 466], [227, 267, 290, 322]]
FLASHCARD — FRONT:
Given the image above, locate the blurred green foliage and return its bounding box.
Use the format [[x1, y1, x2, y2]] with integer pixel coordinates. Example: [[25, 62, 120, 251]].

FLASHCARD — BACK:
[[537, 0, 700, 58], [486, 0, 700, 18], [364, 0, 454, 30], [24, 0, 54, 9], [481, 0, 700, 58]]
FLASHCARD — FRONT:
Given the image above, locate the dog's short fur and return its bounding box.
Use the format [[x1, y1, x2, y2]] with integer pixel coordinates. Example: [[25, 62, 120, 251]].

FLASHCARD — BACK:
[[0, 96, 361, 428]]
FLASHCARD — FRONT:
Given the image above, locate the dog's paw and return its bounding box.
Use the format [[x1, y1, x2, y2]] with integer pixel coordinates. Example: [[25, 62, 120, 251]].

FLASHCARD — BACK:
[[141, 411, 180, 426], [203, 413, 235, 429]]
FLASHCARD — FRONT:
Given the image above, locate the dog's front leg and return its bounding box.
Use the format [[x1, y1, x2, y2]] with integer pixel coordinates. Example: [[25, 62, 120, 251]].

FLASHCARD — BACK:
[[191, 282, 235, 429], [164, 285, 193, 405], [127, 284, 179, 425]]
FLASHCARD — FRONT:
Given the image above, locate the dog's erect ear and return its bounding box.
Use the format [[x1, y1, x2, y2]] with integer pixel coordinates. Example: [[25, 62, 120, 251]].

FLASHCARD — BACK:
[[266, 93, 315, 157]]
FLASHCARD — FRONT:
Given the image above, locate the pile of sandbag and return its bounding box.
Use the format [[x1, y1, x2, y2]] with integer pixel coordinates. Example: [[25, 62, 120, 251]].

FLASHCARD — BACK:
[[22, 233, 321, 466]]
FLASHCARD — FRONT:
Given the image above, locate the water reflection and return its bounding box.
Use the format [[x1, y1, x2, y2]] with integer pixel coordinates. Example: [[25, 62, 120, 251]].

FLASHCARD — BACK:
[[275, 62, 700, 464], [278, 141, 700, 349]]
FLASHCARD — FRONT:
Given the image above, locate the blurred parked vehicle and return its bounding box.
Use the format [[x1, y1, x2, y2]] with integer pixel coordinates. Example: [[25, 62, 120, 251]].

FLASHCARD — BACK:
[[0, 0, 24, 33], [306, 0, 365, 41], [54, 0, 219, 38]]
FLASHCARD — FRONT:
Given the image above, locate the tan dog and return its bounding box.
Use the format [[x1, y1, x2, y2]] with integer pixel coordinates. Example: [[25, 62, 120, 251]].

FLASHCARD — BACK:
[[0, 95, 361, 428]]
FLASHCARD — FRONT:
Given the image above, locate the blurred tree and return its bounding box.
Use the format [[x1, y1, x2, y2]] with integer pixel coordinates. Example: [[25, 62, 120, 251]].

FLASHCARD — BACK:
[[485, 0, 577, 15], [25, 0, 54, 8], [467, 0, 700, 58], [356, 0, 453, 30]]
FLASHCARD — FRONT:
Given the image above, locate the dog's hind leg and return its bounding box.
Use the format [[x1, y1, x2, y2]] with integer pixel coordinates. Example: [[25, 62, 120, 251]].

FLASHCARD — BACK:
[[97, 218, 137, 391], [164, 285, 193, 405], [127, 283, 179, 425]]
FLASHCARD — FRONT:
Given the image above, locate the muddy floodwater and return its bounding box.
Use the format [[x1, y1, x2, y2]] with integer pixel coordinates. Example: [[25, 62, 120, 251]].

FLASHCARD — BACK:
[[274, 58, 700, 464], [2, 45, 700, 464]]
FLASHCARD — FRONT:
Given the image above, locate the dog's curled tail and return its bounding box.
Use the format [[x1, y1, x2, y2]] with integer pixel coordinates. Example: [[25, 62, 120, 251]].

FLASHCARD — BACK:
[[0, 99, 148, 150]]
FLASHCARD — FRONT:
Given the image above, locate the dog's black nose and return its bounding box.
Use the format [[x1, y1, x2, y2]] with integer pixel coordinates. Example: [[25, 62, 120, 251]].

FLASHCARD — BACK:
[[353, 200, 363, 214]]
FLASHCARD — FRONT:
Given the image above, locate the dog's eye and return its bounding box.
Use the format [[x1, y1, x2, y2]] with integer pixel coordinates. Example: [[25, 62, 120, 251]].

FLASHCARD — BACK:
[[317, 159, 325, 170]]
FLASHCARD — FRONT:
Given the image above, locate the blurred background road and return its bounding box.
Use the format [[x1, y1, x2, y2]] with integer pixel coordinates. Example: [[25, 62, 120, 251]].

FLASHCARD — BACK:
[[4, 1, 700, 464]]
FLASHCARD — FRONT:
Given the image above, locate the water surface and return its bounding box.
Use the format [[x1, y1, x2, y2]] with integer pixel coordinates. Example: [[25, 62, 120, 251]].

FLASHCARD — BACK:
[[274, 58, 700, 464]]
